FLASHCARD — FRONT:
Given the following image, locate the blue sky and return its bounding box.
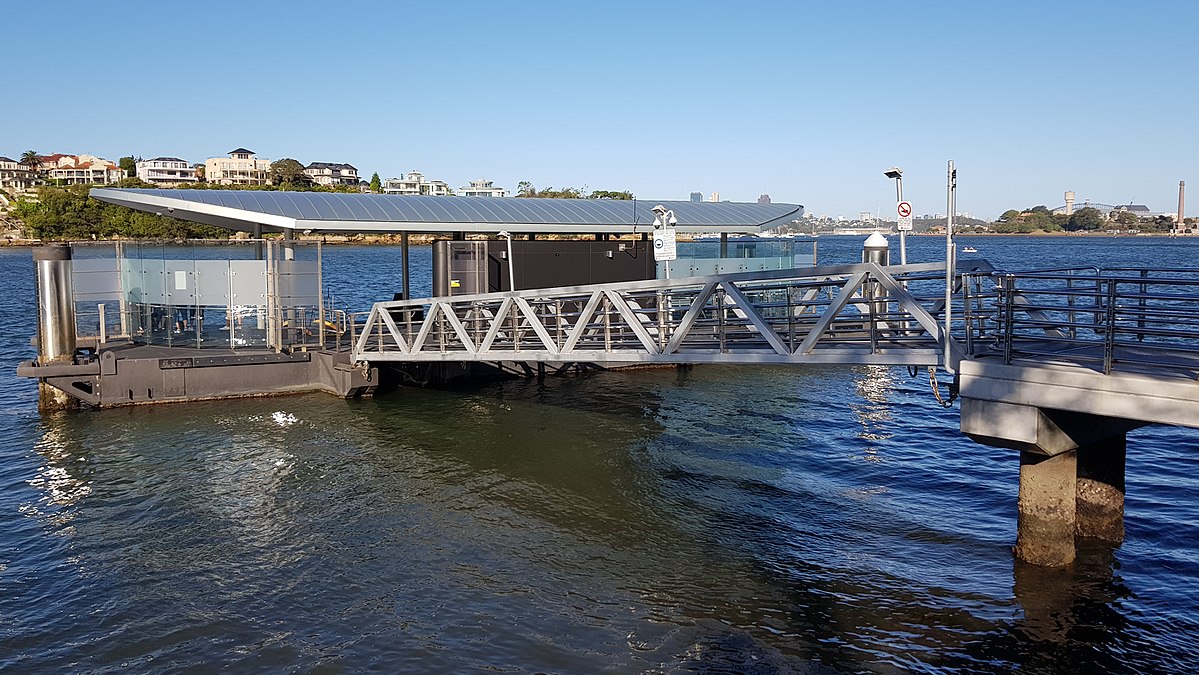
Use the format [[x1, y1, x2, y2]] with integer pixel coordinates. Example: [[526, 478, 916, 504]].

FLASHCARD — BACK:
[[7, 1, 1196, 219]]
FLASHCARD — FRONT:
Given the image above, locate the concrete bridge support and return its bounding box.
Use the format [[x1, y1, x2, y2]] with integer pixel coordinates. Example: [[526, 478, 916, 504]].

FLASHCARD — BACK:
[[961, 399, 1132, 567]]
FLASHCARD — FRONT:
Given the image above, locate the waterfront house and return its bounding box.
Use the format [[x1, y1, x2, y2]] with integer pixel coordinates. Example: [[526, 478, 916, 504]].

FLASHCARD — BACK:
[[204, 148, 271, 186], [383, 171, 451, 196], [304, 162, 359, 187], [0, 157, 43, 194], [136, 157, 199, 186], [457, 179, 510, 198], [42, 154, 124, 185]]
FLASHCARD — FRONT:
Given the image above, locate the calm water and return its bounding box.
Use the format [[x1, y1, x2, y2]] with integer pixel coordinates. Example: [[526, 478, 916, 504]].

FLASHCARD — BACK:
[[1, 236, 1197, 673]]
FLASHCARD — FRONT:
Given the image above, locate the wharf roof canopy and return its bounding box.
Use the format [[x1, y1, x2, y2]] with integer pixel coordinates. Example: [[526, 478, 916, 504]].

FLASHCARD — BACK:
[[89, 188, 806, 235]]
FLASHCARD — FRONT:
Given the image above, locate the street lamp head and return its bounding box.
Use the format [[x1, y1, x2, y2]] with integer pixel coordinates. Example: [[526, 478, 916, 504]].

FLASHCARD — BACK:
[[651, 204, 667, 217], [497, 230, 511, 238], [884, 167, 903, 179]]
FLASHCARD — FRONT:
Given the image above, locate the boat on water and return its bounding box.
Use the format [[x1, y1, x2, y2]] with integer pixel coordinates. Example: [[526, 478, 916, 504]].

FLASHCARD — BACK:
[[962, 246, 978, 253]]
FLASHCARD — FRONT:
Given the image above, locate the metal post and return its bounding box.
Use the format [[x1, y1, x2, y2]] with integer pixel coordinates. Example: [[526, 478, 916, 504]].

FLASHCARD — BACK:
[[944, 160, 957, 373], [895, 175, 908, 265], [401, 231, 411, 300], [720, 232, 728, 258], [317, 241, 325, 348], [33, 244, 76, 365], [33, 243, 77, 411]]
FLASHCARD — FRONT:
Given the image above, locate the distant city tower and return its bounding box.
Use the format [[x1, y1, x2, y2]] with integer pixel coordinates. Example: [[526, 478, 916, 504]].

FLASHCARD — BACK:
[[758, 194, 771, 204], [689, 191, 703, 203], [1065, 191, 1076, 217], [710, 191, 720, 202]]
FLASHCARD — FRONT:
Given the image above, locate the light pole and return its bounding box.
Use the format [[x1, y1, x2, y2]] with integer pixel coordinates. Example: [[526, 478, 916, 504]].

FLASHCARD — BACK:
[[497, 230, 516, 292], [884, 167, 907, 265]]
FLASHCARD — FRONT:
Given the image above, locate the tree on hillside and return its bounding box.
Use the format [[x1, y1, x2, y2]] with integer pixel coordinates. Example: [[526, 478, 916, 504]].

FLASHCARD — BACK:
[[1066, 206, 1104, 231], [515, 181, 584, 198], [270, 158, 310, 186], [589, 190, 634, 200], [118, 156, 137, 178], [19, 150, 42, 173], [998, 209, 1022, 222], [369, 172, 381, 193], [1113, 210, 1139, 226]]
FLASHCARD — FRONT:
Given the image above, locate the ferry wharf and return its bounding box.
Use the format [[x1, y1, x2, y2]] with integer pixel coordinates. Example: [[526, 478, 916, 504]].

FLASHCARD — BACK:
[[18, 188, 1199, 568]]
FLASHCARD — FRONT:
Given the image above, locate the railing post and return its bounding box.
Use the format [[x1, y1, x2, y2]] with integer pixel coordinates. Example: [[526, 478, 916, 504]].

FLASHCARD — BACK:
[[604, 293, 613, 352], [555, 299, 564, 349], [717, 287, 727, 353], [657, 291, 667, 352], [1137, 269, 1147, 342], [97, 303, 107, 345], [1104, 278, 1118, 374], [1002, 275, 1015, 365]]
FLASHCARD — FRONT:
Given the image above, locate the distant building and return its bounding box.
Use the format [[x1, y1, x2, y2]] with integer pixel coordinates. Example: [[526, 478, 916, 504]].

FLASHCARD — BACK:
[[710, 191, 720, 202], [458, 179, 509, 198], [383, 171, 450, 196], [0, 156, 42, 194], [136, 157, 198, 186], [204, 148, 271, 185], [41, 153, 123, 185], [758, 194, 771, 204], [304, 162, 359, 186], [689, 191, 703, 202], [1111, 204, 1153, 217]]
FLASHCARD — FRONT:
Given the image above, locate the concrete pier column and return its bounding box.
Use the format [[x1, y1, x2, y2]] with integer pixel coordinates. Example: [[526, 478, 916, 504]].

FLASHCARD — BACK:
[[1076, 435, 1126, 544], [33, 244, 78, 411], [1015, 450, 1077, 567]]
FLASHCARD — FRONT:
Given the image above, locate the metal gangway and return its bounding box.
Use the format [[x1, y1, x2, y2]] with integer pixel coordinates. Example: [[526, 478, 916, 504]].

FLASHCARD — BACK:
[[350, 261, 977, 368], [350, 262, 1199, 383]]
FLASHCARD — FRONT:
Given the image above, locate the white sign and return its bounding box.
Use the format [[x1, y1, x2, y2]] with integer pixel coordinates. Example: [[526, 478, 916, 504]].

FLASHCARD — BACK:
[[897, 200, 914, 231], [653, 227, 677, 261]]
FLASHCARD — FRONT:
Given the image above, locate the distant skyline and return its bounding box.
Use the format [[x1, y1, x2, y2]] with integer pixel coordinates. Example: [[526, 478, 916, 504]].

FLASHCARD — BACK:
[[6, 1, 1195, 219]]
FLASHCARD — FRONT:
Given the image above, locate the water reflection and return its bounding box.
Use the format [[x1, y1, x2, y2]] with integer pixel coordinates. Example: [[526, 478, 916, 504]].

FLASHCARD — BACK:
[[25, 412, 94, 528], [850, 365, 895, 467]]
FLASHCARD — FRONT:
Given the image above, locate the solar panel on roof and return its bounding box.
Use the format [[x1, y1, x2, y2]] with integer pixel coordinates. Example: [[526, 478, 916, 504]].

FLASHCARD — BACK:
[[89, 188, 804, 234]]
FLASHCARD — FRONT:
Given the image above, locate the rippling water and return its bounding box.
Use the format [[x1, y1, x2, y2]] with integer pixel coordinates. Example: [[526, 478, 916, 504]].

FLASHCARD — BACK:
[[1, 236, 1198, 672]]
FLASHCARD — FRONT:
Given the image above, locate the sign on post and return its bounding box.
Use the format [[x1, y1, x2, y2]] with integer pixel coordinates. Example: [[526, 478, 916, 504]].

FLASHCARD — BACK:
[[653, 226, 677, 261], [897, 201, 914, 231]]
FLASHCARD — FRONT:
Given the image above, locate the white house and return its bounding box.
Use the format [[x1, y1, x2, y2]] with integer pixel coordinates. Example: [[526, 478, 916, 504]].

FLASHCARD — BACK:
[[457, 179, 509, 198], [204, 148, 271, 185], [383, 171, 450, 196], [136, 157, 198, 186]]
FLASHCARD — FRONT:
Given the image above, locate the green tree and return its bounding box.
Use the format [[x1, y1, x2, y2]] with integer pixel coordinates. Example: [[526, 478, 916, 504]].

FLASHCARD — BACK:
[[998, 209, 1021, 222], [1066, 206, 1104, 231], [118, 156, 137, 178], [514, 182, 583, 198], [270, 158, 310, 186], [588, 190, 634, 200], [1113, 210, 1139, 226], [19, 150, 42, 173], [369, 172, 381, 193]]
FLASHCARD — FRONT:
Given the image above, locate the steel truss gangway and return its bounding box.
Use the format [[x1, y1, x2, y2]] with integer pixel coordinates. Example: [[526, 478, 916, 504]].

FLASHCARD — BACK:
[[351, 261, 982, 368]]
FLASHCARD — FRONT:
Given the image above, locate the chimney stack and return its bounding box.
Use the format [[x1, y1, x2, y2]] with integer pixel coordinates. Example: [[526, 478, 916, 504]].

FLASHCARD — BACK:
[[1178, 181, 1185, 233]]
